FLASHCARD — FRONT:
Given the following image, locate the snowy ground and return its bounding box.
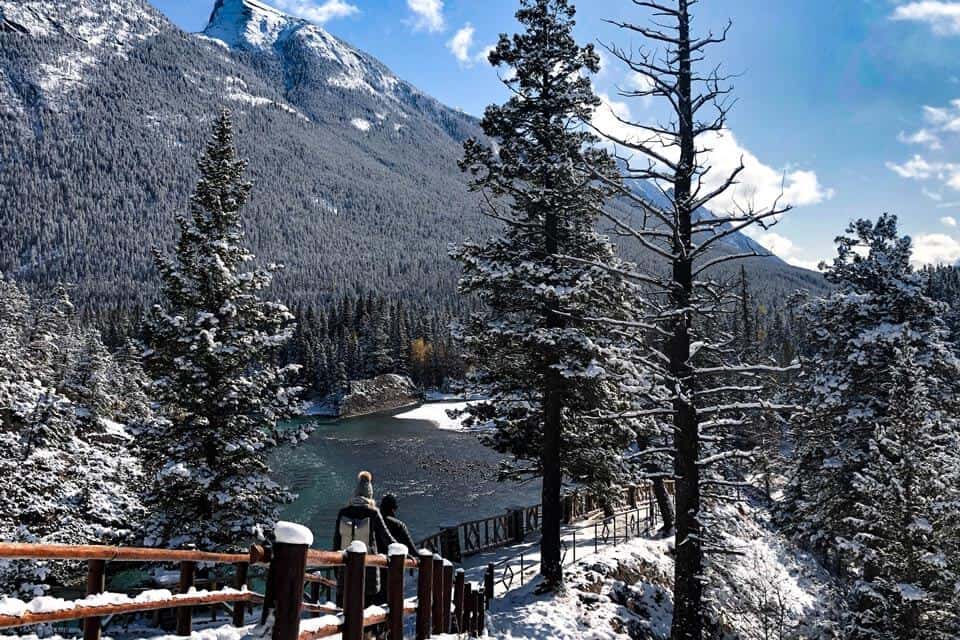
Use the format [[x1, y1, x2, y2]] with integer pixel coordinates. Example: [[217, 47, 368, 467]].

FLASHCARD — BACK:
[[467, 496, 841, 640], [6, 622, 257, 640], [393, 401, 476, 431]]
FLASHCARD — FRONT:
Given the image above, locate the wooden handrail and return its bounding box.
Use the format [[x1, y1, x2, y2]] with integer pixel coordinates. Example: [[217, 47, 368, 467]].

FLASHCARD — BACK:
[[0, 590, 263, 630], [0, 532, 466, 639], [0, 543, 248, 565], [298, 604, 418, 640], [250, 546, 419, 570], [303, 574, 337, 588]]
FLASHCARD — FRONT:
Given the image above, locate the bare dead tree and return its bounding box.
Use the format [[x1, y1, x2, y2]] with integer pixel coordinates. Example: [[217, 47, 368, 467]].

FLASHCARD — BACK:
[[580, 1, 800, 637]]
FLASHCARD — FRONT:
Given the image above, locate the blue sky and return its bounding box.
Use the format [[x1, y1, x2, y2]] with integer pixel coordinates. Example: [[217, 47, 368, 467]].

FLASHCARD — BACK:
[[148, 0, 960, 269]]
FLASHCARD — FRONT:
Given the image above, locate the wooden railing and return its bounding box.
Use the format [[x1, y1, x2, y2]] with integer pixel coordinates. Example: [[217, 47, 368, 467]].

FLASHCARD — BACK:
[[418, 482, 666, 561], [0, 525, 487, 640], [470, 481, 676, 601]]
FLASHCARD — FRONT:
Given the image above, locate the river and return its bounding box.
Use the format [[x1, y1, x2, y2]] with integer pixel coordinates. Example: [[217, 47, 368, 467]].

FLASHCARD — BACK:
[[272, 402, 542, 545]]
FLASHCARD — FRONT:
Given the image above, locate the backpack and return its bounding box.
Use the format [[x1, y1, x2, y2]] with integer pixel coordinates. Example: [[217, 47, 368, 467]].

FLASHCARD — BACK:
[[338, 516, 371, 551]]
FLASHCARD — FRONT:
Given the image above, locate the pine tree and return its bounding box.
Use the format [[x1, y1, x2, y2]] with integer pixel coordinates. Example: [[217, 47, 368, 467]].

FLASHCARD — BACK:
[[0, 278, 147, 597], [846, 333, 960, 639], [783, 216, 960, 559], [452, 0, 639, 590], [141, 110, 302, 551]]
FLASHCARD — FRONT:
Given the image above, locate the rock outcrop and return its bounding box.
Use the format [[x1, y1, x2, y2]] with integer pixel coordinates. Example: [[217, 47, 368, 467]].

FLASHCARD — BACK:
[[338, 374, 420, 418]]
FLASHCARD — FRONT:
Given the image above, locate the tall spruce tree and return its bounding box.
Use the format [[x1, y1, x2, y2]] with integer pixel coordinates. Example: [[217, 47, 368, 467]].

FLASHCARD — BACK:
[[142, 110, 302, 551], [452, 0, 640, 590], [782, 215, 960, 636]]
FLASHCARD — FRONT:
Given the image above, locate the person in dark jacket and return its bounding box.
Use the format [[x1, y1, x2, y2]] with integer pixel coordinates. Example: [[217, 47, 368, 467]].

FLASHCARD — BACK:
[[379, 494, 418, 553], [332, 471, 395, 604], [376, 494, 420, 604]]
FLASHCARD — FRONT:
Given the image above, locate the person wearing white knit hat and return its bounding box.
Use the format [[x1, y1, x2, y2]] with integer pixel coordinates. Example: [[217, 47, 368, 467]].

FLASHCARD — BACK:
[[332, 471, 396, 603]]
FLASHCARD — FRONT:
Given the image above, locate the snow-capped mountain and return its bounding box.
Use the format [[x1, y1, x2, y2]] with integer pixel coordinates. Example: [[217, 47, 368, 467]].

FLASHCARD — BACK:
[[204, 0, 402, 99], [0, 0, 821, 310], [0, 0, 169, 104]]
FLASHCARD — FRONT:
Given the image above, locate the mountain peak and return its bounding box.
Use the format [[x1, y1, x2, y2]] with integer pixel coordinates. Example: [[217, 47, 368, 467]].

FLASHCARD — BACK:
[[204, 0, 307, 50]]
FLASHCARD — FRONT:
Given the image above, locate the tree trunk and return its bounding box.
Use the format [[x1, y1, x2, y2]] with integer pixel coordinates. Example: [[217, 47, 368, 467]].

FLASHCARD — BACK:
[[539, 162, 564, 589], [540, 376, 564, 589], [652, 478, 675, 534], [670, 2, 703, 638]]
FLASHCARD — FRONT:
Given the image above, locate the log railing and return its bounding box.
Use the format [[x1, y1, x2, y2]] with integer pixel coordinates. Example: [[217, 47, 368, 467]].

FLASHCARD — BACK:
[[0, 524, 487, 640], [419, 481, 670, 561]]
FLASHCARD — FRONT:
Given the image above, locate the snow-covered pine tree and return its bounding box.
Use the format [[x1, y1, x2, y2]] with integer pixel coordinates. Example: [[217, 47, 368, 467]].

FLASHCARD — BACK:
[[782, 215, 960, 636], [846, 332, 960, 639], [141, 110, 302, 551], [783, 216, 960, 554], [452, 0, 641, 590], [0, 277, 147, 597]]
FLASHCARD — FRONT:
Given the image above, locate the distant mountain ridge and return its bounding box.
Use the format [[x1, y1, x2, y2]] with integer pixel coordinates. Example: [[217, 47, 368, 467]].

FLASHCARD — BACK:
[[0, 0, 823, 311]]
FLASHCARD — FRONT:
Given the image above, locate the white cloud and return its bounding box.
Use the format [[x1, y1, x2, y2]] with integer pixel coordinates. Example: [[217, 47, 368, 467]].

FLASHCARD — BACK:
[[408, 0, 445, 33], [887, 154, 960, 189], [898, 128, 943, 150], [595, 50, 610, 76], [447, 24, 474, 63], [912, 232, 960, 265], [742, 230, 824, 271], [445, 24, 493, 66], [592, 94, 833, 216], [272, 0, 358, 23], [889, 100, 960, 192], [942, 215, 958, 226], [922, 102, 960, 128], [891, 1, 960, 36]]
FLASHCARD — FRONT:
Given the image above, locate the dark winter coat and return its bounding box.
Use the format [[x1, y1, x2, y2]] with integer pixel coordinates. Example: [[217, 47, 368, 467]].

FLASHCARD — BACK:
[[332, 497, 396, 599], [384, 515, 418, 554], [377, 514, 419, 601]]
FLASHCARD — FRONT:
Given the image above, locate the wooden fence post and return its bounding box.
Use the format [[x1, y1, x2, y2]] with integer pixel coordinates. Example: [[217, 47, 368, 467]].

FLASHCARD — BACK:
[[453, 568, 465, 634], [175, 560, 196, 636], [441, 560, 454, 633], [263, 522, 312, 640], [232, 561, 249, 626], [431, 555, 444, 635], [83, 559, 105, 640], [562, 493, 575, 525], [477, 588, 486, 635], [387, 545, 407, 640], [439, 526, 462, 564], [309, 580, 321, 616], [343, 542, 367, 640], [507, 508, 524, 543], [463, 582, 474, 637], [416, 549, 433, 639], [484, 564, 494, 609]]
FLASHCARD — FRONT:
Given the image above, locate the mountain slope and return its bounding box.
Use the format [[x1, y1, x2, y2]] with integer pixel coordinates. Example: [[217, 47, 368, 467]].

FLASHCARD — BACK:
[[0, 0, 824, 311], [0, 0, 485, 308]]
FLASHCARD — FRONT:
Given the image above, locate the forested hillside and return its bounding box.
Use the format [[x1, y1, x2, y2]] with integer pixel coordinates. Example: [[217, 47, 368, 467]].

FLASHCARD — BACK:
[[0, 0, 484, 310]]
